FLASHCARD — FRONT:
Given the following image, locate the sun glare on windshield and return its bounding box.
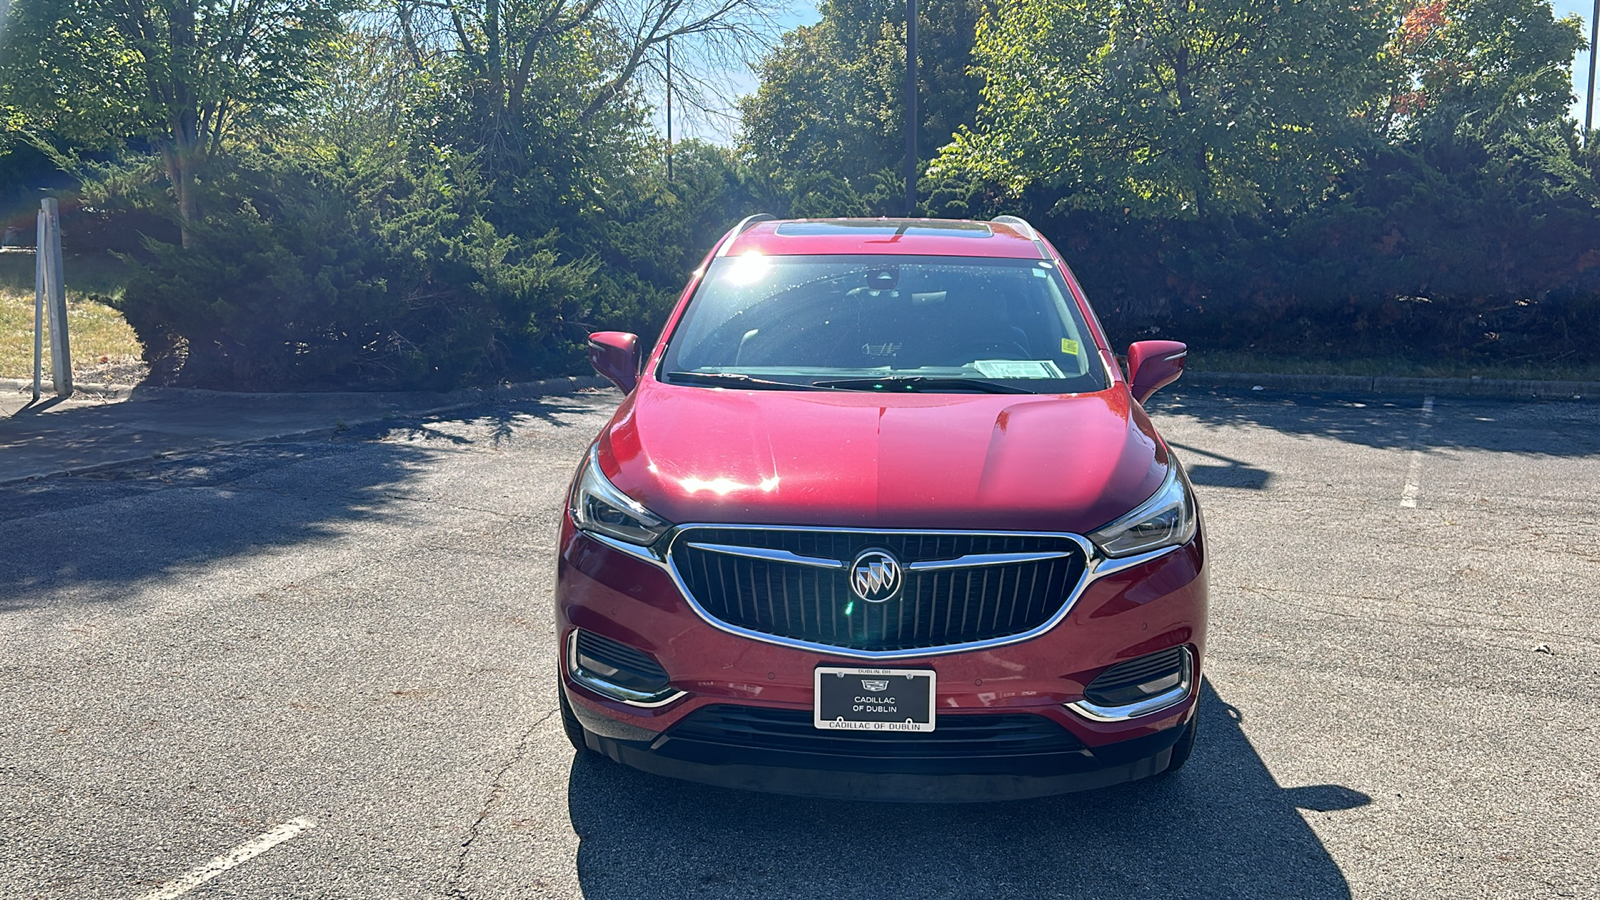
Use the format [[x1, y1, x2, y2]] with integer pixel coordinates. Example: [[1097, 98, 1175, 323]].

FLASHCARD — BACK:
[[663, 255, 1106, 394]]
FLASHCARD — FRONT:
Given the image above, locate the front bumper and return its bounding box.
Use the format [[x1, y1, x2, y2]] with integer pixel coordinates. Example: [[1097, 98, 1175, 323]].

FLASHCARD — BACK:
[[566, 690, 1191, 802], [556, 520, 1207, 801]]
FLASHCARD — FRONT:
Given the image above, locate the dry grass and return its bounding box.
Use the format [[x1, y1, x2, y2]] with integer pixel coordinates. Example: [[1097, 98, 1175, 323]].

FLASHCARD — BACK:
[[0, 250, 146, 384]]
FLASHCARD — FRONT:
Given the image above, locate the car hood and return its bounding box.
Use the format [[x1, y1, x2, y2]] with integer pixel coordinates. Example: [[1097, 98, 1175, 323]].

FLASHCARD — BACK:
[[597, 381, 1170, 534]]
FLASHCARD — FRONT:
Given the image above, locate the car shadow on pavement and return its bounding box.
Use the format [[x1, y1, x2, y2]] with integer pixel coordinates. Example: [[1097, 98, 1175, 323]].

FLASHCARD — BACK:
[[565, 679, 1368, 899], [1166, 440, 1273, 490]]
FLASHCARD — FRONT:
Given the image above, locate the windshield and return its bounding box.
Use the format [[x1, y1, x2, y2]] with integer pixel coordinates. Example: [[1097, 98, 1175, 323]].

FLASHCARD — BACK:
[[660, 254, 1107, 394]]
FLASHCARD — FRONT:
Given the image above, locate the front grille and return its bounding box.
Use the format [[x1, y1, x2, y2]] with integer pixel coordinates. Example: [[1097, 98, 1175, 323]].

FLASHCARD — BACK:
[[670, 528, 1085, 651], [657, 705, 1087, 775], [1083, 646, 1189, 707]]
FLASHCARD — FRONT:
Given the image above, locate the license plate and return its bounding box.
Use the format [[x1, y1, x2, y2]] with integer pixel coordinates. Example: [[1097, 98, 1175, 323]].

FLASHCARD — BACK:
[[813, 667, 936, 732]]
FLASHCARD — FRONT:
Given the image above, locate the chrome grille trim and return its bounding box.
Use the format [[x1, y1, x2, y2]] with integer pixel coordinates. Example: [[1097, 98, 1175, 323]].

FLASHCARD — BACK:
[[664, 526, 1097, 659], [685, 541, 846, 569], [905, 550, 1076, 572], [576, 523, 1188, 660]]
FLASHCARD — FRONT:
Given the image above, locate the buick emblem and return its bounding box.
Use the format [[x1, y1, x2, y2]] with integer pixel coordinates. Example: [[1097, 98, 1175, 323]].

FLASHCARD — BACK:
[[850, 549, 902, 603]]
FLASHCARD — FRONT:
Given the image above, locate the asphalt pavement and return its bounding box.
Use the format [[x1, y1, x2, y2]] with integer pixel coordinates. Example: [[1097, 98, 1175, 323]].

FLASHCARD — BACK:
[[0, 377, 602, 485], [0, 384, 1595, 898]]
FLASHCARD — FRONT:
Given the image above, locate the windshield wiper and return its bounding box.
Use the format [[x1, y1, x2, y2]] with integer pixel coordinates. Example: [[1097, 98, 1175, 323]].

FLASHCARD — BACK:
[[665, 371, 831, 391], [811, 376, 1035, 394]]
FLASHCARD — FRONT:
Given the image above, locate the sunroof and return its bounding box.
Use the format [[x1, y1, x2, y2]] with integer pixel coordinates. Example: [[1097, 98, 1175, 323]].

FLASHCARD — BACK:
[[774, 220, 993, 238]]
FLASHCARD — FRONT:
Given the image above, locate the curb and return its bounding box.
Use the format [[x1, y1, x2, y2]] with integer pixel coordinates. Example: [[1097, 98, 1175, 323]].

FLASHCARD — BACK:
[[352, 375, 611, 423], [2, 375, 609, 405], [1181, 371, 1595, 400], [7, 371, 1592, 402], [0, 375, 610, 486], [1, 378, 138, 400]]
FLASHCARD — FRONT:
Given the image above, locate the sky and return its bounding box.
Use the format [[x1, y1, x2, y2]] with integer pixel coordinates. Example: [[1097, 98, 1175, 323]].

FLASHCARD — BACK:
[[1558, 0, 1598, 128], [669, 2, 1599, 146], [647, 4, 821, 145]]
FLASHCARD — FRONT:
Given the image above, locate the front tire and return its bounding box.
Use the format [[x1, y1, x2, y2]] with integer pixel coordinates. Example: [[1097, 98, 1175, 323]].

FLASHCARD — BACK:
[[559, 686, 592, 754], [1162, 707, 1198, 774]]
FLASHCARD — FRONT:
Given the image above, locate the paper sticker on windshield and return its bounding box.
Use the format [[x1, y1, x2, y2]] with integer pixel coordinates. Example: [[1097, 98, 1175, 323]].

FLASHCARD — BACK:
[[1061, 338, 1081, 355], [973, 360, 1066, 379]]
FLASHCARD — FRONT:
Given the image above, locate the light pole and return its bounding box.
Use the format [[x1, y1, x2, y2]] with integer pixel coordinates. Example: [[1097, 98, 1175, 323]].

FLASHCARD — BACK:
[[905, 0, 918, 216], [666, 36, 674, 181], [1588, 0, 1598, 141], [1587, 0, 1600, 141]]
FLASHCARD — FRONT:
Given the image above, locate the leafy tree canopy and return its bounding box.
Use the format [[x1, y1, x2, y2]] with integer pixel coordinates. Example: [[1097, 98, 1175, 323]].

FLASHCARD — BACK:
[[0, 0, 353, 242], [938, 0, 1393, 219], [739, 0, 986, 214], [1384, 0, 1587, 142]]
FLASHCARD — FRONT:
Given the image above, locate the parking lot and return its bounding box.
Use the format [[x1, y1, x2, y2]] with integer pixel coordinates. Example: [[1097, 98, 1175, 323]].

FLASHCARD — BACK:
[[2, 386, 1596, 899]]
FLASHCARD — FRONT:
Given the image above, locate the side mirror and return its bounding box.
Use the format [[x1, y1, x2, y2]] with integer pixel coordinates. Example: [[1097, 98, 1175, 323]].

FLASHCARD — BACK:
[[1126, 340, 1187, 404], [588, 332, 640, 393]]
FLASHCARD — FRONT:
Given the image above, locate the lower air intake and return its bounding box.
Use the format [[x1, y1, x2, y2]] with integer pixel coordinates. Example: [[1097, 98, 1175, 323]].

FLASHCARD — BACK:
[[1083, 646, 1190, 707]]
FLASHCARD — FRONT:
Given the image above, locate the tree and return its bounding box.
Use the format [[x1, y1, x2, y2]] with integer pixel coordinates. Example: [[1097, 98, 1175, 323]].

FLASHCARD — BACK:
[[273, 19, 415, 167], [0, 0, 352, 245], [392, 0, 773, 171], [1383, 0, 1586, 141], [739, 0, 987, 215], [940, 0, 1392, 220]]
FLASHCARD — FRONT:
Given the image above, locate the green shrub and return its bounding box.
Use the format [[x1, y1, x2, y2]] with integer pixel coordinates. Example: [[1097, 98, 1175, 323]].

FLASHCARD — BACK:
[[118, 151, 592, 390]]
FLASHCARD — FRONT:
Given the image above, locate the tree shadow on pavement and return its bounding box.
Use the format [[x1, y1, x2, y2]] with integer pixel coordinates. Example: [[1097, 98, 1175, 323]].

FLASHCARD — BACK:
[[0, 397, 603, 612], [566, 680, 1367, 899], [1149, 386, 1600, 457]]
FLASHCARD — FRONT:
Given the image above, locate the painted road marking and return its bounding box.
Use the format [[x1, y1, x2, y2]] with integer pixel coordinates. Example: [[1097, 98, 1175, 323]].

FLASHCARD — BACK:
[[137, 818, 316, 899], [1400, 395, 1436, 508]]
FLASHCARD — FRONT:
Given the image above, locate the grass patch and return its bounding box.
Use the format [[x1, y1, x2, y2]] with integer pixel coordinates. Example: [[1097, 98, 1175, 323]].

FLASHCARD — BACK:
[[0, 250, 145, 383], [1187, 350, 1600, 383]]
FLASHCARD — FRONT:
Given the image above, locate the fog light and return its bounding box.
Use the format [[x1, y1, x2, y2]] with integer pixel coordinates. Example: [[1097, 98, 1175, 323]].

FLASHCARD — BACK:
[[567, 629, 683, 706]]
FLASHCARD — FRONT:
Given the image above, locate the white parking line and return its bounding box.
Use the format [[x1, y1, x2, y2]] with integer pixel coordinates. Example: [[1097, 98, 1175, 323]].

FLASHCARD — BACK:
[[1400, 395, 1436, 508], [137, 818, 316, 900]]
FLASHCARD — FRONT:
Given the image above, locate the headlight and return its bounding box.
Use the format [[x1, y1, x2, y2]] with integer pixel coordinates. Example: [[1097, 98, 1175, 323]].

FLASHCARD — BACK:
[[1087, 459, 1197, 558], [570, 447, 671, 546]]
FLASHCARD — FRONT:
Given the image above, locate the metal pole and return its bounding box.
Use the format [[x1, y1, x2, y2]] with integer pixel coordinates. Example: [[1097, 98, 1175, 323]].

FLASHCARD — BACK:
[[905, 0, 918, 216], [42, 198, 71, 397], [666, 37, 673, 182], [1587, 0, 1598, 140], [33, 209, 44, 402]]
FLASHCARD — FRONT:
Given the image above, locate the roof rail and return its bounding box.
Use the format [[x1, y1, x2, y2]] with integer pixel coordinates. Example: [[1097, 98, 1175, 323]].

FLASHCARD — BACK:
[[992, 215, 1051, 259], [990, 215, 1037, 239], [715, 213, 777, 257]]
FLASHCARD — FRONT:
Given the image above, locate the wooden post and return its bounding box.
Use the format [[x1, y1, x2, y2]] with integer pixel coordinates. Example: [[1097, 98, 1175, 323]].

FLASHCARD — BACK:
[[39, 198, 71, 397]]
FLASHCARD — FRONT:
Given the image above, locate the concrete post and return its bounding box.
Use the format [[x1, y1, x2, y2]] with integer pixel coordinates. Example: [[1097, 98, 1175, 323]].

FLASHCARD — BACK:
[[36, 198, 71, 397], [33, 210, 45, 401]]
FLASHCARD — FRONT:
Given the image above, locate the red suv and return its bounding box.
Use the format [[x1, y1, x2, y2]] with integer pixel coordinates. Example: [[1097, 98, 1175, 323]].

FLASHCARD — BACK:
[[557, 216, 1206, 801]]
